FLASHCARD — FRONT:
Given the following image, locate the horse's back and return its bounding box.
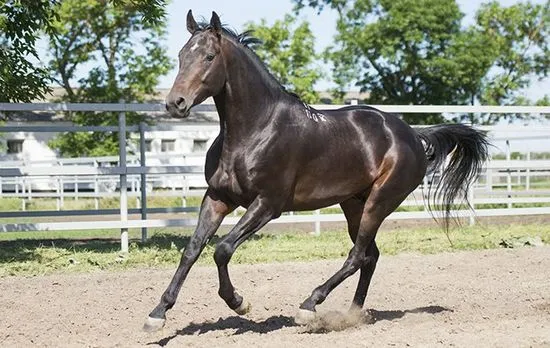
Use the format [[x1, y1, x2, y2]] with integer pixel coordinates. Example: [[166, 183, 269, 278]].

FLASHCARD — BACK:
[[324, 105, 415, 135], [287, 104, 426, 210]]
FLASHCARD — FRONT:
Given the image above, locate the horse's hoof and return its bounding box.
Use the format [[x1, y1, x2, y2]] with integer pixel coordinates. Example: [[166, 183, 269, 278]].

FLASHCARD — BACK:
[[348, 305, 363, 319], [294, 308, 316, 325], [234, 300, 251, 315], [143, 316, 166, 333]]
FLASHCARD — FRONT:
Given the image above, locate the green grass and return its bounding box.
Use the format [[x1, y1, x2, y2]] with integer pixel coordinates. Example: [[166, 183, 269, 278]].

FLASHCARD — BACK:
[[0, 195, 203, 212], [0, 223, 548, 277]]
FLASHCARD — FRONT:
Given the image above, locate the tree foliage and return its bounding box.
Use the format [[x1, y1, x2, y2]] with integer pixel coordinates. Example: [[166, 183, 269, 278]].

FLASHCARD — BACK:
[[0, 0, 58, 102], [0, 0, 168, 104], [111, 0, 168, 26], [293, 0, 550, 124], [473, 1, 549, 123], [47, 0, 172, 157], [245, 15, 322, 103]]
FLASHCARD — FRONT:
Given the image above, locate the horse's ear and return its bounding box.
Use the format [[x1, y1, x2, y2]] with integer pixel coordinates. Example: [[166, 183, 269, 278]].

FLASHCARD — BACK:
[[187, 10, 199, 34], [210, 11, 222, 36]]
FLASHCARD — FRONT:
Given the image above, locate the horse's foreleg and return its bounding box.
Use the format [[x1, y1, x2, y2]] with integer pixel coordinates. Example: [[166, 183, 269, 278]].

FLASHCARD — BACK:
[[143, 190, 233, 332], [213, 197, 276, 314]]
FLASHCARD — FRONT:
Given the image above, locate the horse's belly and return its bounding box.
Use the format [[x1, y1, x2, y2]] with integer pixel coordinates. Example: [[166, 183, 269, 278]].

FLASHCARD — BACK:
[[289, 195, 352, 211], [290, 172, 371, 211]]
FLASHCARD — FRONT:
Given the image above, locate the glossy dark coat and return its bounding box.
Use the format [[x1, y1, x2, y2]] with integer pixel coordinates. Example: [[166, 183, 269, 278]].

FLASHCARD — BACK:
[[144, 10, 489, 331]]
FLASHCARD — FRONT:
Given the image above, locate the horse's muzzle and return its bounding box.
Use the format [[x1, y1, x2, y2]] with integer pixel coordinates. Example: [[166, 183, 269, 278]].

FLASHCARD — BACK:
[[165, 101, 191, 119]]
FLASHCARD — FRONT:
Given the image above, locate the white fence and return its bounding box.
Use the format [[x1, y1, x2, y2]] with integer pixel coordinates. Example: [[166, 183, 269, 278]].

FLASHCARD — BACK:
[[1, 102, 550, 252]]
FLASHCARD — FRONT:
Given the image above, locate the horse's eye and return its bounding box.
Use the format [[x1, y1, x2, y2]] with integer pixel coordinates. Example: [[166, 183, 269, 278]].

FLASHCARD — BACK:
[[206, 54, 215, 61]]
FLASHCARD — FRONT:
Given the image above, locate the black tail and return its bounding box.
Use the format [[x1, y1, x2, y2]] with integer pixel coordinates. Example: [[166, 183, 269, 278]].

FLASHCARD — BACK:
[[416, 124, 490, 230]]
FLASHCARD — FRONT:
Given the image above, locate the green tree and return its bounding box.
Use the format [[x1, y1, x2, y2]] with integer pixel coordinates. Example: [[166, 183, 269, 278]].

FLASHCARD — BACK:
[[293, 0, 549, 124], [47, 0, 173, 157], [296, 0, 494, 124], [0, 0, 168, 103], [472, 1, 549, 123], [0, 0, 57, 102], [111, 0, 168, 26], [246, 15, 322, 103]]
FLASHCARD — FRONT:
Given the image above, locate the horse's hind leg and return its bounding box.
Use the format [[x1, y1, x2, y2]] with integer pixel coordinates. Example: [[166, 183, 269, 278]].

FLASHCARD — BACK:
[[350, 241, 379, 315], [295, 179, 412, 325], [338, 197, 380, 316], [340, 197, 381, 311]]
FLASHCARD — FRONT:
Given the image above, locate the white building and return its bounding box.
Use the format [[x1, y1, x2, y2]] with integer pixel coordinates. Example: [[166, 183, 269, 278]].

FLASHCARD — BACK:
[[0, 100, 222, 191]]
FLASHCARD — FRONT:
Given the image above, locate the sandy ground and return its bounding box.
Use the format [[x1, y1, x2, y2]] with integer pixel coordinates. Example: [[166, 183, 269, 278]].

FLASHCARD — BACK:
[[0, 246, 549, 348]]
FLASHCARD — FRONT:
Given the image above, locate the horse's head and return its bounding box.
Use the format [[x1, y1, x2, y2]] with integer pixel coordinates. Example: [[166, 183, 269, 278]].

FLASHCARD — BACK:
[[166, 10, 226, 118]]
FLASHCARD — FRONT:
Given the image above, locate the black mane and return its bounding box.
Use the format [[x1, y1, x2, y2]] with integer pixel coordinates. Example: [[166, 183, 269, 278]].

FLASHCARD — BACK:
[[195, 22, 262, 48]]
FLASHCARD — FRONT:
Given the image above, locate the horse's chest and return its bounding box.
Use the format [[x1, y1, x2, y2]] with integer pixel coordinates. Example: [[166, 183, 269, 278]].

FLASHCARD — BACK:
[[208, 168, 238, 192], [206, 160, 253, 203], [204, 141, 243, 194]]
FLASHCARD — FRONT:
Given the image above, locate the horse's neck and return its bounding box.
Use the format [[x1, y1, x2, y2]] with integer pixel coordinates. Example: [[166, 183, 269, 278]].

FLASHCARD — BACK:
[[214, 42, 289, 144]]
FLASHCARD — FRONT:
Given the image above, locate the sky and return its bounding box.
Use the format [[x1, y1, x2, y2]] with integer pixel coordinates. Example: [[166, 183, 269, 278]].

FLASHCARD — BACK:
[[34, 0, 547, 100], [159, 0, 549, 99]]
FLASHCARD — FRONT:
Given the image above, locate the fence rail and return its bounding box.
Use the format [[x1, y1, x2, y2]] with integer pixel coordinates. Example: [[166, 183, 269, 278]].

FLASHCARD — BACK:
[[1, 103, 550, 252], [2, 102, 550, 114]]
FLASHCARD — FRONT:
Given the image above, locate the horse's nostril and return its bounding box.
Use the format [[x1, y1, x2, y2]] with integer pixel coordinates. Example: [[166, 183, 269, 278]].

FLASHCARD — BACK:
[[175, 97, 186, 108]]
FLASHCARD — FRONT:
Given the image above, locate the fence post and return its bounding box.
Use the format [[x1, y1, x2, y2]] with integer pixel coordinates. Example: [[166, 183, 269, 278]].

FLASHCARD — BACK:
[[526, 150, 531, 190], [93, 160, 99, 209], [313, 209, 321, 236], [59, 161, 64, 209], [486, 165, 492, 191], [74, 175, 78, 201], [468, 183, 475, 226], [56, 177, 61, 211], [139, 121, 148, 242], [26, 178, 32, 200], [60, 177, 64, 209], [506, 140, 512, 209], [119, 107, 129, 253]]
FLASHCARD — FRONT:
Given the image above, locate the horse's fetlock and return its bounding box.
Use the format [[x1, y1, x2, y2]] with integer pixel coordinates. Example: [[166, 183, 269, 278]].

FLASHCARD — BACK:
[[161, 293, 176, 308], [311, 287, 326, 304]]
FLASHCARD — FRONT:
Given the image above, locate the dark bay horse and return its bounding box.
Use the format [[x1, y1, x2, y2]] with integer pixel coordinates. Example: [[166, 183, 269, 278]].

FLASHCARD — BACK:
[[143, 10, 489, 331]]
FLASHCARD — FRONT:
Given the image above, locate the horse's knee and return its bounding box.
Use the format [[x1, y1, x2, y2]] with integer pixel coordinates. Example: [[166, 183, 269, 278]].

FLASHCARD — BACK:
[[213, 241, 233, 266], [346, 248, 369, 272]]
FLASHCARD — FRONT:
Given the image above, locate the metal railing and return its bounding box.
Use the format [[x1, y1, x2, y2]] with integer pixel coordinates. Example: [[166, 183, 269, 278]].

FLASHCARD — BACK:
[[1, 102, 549, 252]]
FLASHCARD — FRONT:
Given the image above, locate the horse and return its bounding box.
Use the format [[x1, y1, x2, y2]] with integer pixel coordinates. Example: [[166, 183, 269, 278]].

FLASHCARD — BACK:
[[143, 10, 489, 332]]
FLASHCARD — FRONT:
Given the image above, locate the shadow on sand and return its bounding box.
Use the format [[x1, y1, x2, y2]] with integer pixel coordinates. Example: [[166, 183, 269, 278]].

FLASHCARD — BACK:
[[149, 305, 452, 346], [149, 315, 296, 346], [368, 305, 452, 322]]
